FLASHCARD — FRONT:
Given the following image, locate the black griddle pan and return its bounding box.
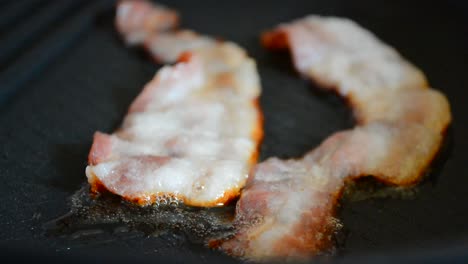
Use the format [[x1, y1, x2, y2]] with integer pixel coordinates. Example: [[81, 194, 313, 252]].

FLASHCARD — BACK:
[[1, 0, 468, 263]]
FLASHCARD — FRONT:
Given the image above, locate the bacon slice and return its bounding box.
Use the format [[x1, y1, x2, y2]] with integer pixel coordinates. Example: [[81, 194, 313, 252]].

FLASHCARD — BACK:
[[262, 16, 428, 98], [219, 157, 342, 261], [353, 89, 450, 133], [115, 0, 178, 44], [143, 30, 216, 63], [261, 15, 451, 133], [217, 16, 451, 260], [307, 122, 443, 185], [86, 0, 262, 207]]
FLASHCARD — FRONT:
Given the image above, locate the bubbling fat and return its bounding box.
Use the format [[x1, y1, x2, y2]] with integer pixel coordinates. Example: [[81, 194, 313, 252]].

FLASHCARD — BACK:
[[45, 185, 236, 248], [214, 15, 452, 261]]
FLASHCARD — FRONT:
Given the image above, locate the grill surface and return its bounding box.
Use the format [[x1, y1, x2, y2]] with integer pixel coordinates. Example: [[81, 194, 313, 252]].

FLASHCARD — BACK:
[[0, 0, 467, 263]]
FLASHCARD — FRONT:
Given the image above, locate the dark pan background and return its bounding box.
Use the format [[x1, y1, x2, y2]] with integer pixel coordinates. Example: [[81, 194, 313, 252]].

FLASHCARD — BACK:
[[0, 0, 467, 263]]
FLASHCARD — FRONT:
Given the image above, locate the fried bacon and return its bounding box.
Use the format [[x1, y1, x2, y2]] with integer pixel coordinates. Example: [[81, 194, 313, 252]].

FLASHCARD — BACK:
[[86, 0, 262, 207], [218, 16, 451, 261]]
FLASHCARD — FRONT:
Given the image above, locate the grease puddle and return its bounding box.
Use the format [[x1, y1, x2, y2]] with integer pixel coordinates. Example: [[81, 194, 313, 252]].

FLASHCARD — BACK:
[[44, 185, 236, 250], [42, 182, 420, 256]]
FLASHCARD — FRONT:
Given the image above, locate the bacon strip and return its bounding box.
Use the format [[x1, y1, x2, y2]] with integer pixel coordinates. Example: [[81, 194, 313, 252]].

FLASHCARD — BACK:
[[115, 0, 178, 44], [261, 16, 451, 133], [218, 16, 451, 260], [85, 0, 262, 207]]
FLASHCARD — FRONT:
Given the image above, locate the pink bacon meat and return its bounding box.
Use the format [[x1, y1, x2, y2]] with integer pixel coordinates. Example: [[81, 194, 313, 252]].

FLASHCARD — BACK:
[[217, 16, 451, 261], [86, 0, 263, 207]]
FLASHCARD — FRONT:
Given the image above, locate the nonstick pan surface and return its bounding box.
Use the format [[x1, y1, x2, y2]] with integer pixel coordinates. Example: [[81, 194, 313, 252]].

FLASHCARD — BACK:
[[0, 0, 467, 263]]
